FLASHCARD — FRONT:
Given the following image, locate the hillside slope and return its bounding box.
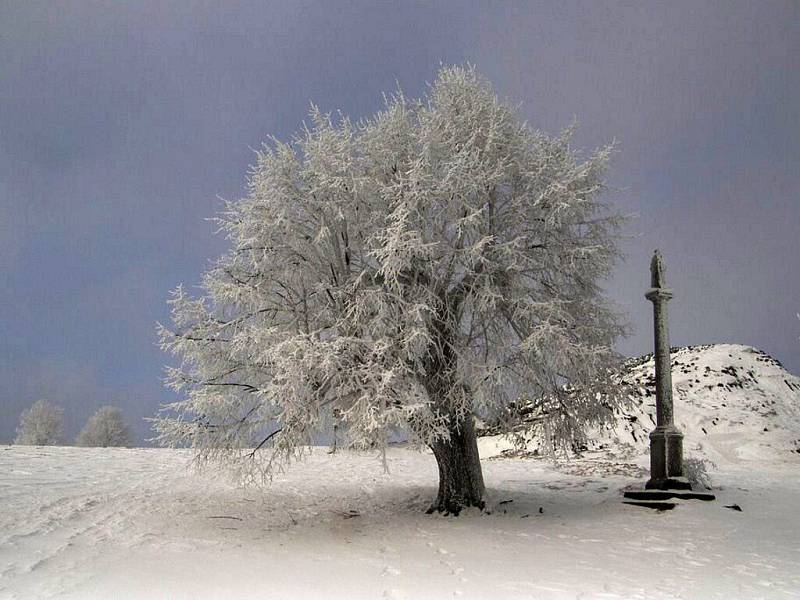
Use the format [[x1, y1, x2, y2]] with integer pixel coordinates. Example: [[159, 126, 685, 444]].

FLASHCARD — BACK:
[[608, 344, 800, 463], [485, 344, 800, 465]]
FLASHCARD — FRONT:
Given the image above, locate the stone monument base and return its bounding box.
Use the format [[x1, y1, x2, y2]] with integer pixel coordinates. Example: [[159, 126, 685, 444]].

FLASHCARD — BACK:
[[648, 426, 686, 484], [623, 485, 716, 510], [645, 475, 692, 491], [624, 488, 716, 502]]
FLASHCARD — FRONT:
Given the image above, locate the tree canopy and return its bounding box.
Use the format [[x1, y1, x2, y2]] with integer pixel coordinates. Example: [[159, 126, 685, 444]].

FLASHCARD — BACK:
[[155, 65, 626, 510], [15, 399, 64, 446], [76, 406, 132, 448]]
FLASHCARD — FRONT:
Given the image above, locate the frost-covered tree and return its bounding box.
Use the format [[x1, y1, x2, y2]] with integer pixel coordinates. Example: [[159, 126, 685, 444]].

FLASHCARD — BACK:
[[155, 65, 626, 513], [15, 399, 64, 446], [76, 406, 132, 448]]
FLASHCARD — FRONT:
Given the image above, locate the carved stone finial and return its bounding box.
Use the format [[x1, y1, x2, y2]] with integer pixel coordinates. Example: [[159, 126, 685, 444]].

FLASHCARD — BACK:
[[650, 250, 666, 289]]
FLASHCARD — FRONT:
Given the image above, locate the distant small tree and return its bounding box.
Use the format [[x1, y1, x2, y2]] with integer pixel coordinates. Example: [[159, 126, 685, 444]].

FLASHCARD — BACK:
[[155, 65, 627, 514], [76, 406, 131, 448], [15, 399, 64, 446]]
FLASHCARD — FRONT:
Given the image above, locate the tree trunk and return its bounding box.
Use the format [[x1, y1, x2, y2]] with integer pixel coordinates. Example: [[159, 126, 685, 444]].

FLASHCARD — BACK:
[[427, 413, 485, 515], [421, 299, 485, 515]]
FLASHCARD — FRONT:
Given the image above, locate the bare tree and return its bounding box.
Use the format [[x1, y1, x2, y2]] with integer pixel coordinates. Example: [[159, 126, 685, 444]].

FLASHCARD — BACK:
[[15, 399, 64, 446], [76, 406, 132, 448], [155, 65, 627, 513]]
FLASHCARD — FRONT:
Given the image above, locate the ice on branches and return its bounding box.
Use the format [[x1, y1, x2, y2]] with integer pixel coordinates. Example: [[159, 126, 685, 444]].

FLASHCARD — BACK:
[[154, 65, 628, 481]]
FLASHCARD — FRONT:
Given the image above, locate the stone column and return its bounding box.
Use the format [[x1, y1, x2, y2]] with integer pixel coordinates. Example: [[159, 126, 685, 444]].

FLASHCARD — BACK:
[[644, 250, 690, 491]]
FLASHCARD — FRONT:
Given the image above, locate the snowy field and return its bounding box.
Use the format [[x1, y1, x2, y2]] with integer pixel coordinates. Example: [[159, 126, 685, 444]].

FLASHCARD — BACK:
[[3, 344, 799, 599], [2, 440, 799, 600]]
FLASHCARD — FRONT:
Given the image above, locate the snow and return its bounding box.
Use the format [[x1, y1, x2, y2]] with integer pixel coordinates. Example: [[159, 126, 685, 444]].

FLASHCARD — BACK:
[[595, 344, 800, 463], [2, 344, 800, 599]]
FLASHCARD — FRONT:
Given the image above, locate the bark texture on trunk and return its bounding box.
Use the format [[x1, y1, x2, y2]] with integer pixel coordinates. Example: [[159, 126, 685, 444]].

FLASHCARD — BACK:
[[421, 298, 486, 515], [427, 413, 485, 515]]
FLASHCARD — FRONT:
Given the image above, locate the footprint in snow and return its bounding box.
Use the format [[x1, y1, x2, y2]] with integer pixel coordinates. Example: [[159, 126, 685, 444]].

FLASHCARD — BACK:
[[425, 540, 450, 555]]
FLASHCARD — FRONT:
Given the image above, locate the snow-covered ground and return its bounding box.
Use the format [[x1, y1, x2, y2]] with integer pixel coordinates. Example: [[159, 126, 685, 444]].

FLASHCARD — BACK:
[[2, 444, 799, 599], [2, 344, 799, 599]]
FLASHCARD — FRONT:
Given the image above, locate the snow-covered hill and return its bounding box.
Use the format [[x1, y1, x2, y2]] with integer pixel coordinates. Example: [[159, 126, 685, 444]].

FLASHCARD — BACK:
[[485, 344, 800, 466], [597, 344, 800, 463]]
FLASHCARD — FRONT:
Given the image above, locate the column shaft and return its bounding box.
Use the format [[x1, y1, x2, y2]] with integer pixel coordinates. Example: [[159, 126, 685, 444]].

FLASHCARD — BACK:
[[652, 297, 673, 427]]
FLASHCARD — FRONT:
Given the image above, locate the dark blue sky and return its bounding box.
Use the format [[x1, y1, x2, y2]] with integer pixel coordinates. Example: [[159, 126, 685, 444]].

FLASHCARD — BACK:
[[1, 1, 798, 444]]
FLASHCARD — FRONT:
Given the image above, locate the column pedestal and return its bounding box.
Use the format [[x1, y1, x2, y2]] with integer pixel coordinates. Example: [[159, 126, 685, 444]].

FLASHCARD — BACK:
[[645, 426, 691, 490]]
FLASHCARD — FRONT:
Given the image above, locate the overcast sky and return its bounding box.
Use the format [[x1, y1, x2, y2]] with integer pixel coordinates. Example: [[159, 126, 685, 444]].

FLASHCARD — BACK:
[[1, 1, 798, 444]]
